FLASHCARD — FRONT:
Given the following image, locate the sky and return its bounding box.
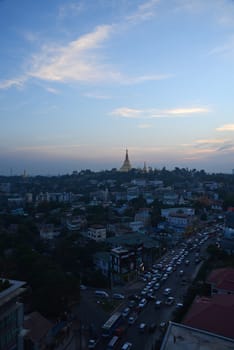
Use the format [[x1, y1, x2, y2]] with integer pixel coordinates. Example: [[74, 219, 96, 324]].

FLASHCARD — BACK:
[[1, 0, 234, 175]]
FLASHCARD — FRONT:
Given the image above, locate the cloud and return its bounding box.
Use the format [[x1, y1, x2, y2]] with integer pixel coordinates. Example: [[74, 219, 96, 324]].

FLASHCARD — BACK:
[[185, 138, 234, 158], [195, 139, 229, 146], [83, 91, 111, 99], [0, 76, 27, 89], [208, 36, 234, 56], [0, 1, 173, 89], [29, 24, 114, 82], [58, 1, 84, 19], [45, 87, 60, 94], [111, 106, 210, 119], [126, 0, 160, 23], [175, 0, 234, 26], [216, 124, 234, 131], [137, 123, 152, 129]]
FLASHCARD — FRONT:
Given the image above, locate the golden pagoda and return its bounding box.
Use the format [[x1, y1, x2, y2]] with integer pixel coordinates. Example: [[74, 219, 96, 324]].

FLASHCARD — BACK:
[[119, 149, 132, 172]]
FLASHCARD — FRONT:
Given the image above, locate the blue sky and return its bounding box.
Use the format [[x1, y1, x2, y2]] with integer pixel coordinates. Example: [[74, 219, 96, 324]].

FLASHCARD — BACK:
[[1, 0, 234, 175]]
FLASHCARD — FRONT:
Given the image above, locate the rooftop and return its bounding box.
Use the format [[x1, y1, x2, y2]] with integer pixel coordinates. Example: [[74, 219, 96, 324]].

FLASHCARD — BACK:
[[207, 268, 234, 292], [160, 322, 234, 350], [0, 279, 26, 308], [182, 295, 234, 339]]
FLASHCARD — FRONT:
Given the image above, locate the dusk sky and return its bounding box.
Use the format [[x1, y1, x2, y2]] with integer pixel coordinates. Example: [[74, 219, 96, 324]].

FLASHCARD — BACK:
[[1, 0, 234, 175]]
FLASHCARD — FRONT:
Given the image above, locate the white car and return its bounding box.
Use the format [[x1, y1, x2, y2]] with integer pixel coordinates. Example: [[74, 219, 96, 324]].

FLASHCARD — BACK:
[[155, 300, 162, 308], [88, 339, 97, 349], [122, 307, 130, 317], [112, 293, 125, 300], [121, 342, 132, 350], [128, 314, 137, 325], [163, 288, 171, 295], [138, 298, 147, 308]]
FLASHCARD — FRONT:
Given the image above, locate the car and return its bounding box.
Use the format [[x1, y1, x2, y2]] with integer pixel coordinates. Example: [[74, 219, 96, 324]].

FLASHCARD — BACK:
[[138, 298, 147, 308], [80, 284, 87, 290], [122, 307, 130, 317], [138, 323, 147, 333], [94, 290, 109, 298], [128, 314, 137, 325], [121, 342, 132, 350], [112, 293, 125, 300], [155, 300, 162, 308], [128, 299, 136, 308], [165, 296, 175, 305], [176, 302, 184, 309], [148, 322, 157, 333], [88, 339, 97, 349], [163, 288, 171, 295], [146, 293, 156, 301], [154, 282, 160, 290]]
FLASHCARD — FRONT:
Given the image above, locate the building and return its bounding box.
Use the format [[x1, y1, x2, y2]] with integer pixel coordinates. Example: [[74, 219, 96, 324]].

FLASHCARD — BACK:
[[182, 294, 234, 339], [110, 246, 143, 284], [206, 268, 234, 296], [87, 225, 106, 242], [0, 279, 26, 350], [23, 311, 52, 350], [160, 322, 234, 350], [119, 149, 131, 172], [39, 224, 61, 240]]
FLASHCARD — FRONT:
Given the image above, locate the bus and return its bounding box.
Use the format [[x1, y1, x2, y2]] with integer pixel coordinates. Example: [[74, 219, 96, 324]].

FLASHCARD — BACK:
[[102, 312, 123, 337]]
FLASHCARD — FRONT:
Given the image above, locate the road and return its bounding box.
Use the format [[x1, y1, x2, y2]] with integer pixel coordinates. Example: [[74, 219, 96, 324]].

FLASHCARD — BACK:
[[67, 232, 216, 350]]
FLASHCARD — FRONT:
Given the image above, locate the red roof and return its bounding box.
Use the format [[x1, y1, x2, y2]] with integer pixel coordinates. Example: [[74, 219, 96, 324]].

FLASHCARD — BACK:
[[183, 295, 234, 339], [207, 268, 234, 292], [24, 311, 53, 343]]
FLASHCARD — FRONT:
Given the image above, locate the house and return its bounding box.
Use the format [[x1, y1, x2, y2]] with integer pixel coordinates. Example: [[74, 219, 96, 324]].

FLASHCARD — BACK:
[[39, 224, 61, 240], [182, 294, 234, 339], [161, 207, 195, 219], [24, 311, 53, 350], [87, 225, 106, 242], [206, 268, 234, 296], [66, 215, 87, 231], [167, 212, 193, 230]]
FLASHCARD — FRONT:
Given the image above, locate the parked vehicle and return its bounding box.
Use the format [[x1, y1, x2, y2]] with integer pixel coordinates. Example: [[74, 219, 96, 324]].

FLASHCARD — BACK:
[[95, 290, 109, 298], [112, 293, 125, 300]]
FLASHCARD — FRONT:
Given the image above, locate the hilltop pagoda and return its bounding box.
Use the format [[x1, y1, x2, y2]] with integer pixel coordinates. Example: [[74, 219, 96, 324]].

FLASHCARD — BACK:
[[120, 149, 132, 172]]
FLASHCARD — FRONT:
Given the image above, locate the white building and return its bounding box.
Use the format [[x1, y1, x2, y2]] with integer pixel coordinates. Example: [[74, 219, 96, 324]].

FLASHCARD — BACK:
[[88, 225, 106, 242]]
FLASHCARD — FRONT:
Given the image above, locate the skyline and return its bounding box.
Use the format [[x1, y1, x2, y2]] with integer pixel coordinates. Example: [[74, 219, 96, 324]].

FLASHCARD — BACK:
[[1, 0, 234, 175]]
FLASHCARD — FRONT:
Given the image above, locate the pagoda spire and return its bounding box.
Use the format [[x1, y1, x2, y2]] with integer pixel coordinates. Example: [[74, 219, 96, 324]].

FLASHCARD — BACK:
[[119, 149, 132, 172]]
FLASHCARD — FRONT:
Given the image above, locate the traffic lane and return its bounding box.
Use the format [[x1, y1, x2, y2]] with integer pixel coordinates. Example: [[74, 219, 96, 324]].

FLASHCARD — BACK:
[[120, 301, 167, 350]]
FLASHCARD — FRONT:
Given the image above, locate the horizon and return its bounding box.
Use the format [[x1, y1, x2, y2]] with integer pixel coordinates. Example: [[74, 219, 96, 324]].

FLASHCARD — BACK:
[[1, 1, 234, 175]]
